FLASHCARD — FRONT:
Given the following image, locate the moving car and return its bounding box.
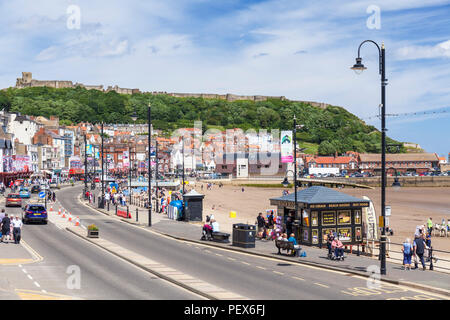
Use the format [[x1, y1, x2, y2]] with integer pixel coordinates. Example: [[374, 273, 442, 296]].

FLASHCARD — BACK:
[[6, 193, 22, 207], [31, 185, 41, 193], [22, 204, 48, 224], [19, 187, 31, 198], [94, 177, 100, 183]]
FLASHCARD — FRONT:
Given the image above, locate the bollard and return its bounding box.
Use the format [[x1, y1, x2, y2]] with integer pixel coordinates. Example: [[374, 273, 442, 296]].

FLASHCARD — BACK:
[[115, 205, 117, 216], [136, 208, 138, 222], [107, 201, 109, 211]]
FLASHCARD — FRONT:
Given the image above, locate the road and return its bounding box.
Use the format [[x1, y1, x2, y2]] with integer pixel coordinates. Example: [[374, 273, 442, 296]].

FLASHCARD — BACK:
[[0, 192, 201, 300], [52, 185, 446, 300]]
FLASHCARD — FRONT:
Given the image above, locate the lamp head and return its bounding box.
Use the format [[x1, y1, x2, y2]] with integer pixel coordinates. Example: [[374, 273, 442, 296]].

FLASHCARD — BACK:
[[351, 57, 366, 74], [131, 111, 138, 122], [282, 177, 289, 188]]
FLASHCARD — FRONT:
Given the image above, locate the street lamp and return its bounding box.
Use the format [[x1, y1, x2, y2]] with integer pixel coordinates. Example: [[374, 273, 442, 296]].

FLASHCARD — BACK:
[[148, 102, 152, 227], [128, 142, 133, 206], [351, 40, 388, 275], [84, 133, 88, 199]]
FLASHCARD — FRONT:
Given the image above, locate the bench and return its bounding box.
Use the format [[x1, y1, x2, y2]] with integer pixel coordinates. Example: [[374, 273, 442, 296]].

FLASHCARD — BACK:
[[211, 232, 230, 243], [275, 240, 297, 256]]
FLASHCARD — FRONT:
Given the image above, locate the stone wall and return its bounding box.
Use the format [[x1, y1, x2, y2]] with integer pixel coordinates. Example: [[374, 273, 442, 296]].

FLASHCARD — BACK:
[[13, 72, 331, 107]]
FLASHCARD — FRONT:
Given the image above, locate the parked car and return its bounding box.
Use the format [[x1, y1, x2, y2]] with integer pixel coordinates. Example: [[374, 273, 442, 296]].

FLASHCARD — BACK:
[[22, 203, 48, 224], [19, 187, 31, 198], [6, 193, 22, 207]]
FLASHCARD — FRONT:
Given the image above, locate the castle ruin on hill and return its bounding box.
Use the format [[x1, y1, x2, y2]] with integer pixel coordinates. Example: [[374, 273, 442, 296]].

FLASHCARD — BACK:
[[13, 72, 330, 108]]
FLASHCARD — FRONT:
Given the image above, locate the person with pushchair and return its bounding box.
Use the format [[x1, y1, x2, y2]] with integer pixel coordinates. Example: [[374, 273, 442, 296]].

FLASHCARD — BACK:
[[201, 215, 213, 240]]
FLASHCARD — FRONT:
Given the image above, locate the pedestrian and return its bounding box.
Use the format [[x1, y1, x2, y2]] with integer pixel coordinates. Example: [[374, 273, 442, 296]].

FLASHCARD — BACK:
[[427, 217, 433, 235], [0, 208, 5, 221], [12, 216, 22, 244], [257, 212, 266, 239], [52, 191, 56, 202], [425, 233, 432, 262], [286, 216, 293, 237], [1, 213, 11, 243], [402, 238, 413, 270], [288, 233, 301, 257], [413, 234, 428, 271]]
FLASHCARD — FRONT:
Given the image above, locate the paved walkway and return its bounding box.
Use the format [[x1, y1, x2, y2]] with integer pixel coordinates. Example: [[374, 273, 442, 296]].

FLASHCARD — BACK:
[[83, 190, 450, 296]]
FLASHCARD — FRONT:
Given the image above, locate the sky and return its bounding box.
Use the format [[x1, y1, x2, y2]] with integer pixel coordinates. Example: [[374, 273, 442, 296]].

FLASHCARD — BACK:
[[0, 0, 449, 156]]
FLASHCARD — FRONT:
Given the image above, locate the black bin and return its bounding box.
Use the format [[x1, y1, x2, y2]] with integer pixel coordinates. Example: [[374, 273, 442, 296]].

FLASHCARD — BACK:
[[232, 224, 256, 248]]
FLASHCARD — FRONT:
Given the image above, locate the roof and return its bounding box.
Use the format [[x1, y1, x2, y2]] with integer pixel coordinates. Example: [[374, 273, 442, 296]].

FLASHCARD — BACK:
[[306, 156, 356, 165], [270, 186, 369, 205], [359, 153, 439, 162]]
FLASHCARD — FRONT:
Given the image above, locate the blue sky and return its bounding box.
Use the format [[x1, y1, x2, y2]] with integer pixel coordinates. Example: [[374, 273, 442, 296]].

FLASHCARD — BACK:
[[0, 0, 449, 156]]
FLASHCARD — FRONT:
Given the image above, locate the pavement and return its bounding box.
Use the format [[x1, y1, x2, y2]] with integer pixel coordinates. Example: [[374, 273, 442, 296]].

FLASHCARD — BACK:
[[82, 189, 450, 297]]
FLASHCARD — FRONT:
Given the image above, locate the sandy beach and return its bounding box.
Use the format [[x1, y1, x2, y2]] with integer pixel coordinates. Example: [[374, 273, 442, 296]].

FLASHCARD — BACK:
[[195, 183, 450, 250]]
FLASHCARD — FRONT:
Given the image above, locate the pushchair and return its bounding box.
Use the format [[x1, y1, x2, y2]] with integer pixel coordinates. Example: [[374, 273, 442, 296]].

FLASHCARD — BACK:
[[201, 224, 213, 241]]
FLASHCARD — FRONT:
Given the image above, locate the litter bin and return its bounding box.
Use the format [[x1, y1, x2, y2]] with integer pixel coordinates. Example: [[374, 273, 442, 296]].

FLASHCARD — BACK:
[[232, 224, 256, 248]]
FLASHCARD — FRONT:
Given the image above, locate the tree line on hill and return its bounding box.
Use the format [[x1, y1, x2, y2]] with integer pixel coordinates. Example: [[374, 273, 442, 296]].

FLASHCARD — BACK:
[[0, 86, 405, 155]]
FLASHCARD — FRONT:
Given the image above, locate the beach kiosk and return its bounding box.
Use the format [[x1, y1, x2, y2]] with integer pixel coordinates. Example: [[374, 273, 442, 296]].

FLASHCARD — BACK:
[[270, 186, 369, 247]]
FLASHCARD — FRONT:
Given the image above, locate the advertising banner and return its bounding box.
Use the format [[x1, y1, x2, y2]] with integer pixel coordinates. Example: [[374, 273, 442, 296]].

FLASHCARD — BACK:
[[280, 131, 293, 163], [13, 155, 30, 172], [123, 150, 129, 168]]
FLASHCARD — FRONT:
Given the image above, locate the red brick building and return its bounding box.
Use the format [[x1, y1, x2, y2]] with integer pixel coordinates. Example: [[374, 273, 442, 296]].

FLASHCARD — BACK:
[[358, 153, 439, 174]]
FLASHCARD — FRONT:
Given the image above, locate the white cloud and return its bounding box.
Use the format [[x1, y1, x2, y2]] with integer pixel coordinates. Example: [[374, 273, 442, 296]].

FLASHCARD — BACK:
[[396, 40, 450, 60]]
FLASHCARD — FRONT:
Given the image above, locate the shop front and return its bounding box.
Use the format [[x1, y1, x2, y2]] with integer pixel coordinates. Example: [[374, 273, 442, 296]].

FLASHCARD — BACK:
[[270, 186, 369, 247]]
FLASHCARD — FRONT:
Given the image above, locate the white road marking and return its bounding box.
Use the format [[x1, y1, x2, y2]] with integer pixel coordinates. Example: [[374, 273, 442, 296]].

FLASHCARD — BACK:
[[241, 262, 251, 265], [27, 275, 33, 280], [314, 283, 330, 288], [273, 271, 284, 275], [22, 269, 28, 274], [34, 282, 41, 288], [227, 257, 236, 261], [256, 266, 266, 270], [292, 276, 305, 281], [42, 290, 47, 294]]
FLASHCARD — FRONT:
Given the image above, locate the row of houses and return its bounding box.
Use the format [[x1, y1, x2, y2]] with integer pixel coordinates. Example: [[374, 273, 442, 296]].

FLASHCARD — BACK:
[[0, 113, 446, 181]]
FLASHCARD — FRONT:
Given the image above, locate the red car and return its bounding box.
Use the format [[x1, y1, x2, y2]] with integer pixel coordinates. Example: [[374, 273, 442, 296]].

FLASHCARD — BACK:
[[6, 193, 22, 207], [94, 177, 100, 183]]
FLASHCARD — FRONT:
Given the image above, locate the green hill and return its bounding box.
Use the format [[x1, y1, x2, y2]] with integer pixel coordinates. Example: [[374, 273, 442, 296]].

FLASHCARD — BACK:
[[0, 86, 404, 155]]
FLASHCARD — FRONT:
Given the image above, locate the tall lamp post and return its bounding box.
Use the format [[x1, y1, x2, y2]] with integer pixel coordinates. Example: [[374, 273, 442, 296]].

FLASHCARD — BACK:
[[148, 103, 152, 227], [130, 111, 138, 207], [100, 122, 105, 208], [351, 40, 387, 275], [155, 137, 159, 214], [84, 133, 88, 199], [282, 116, 304, 233]]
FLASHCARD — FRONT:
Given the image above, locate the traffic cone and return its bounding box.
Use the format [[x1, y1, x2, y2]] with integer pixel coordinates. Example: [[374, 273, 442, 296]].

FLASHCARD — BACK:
[[58, 209, 61, 215], [68, 213, 72, 222], [50, 206, 53, 212], [62, 210, 66, 218], [75, 217, 80, 226]]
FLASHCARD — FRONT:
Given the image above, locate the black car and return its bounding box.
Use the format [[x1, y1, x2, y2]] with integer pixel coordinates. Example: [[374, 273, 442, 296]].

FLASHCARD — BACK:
[[31, 185, 41, 193]]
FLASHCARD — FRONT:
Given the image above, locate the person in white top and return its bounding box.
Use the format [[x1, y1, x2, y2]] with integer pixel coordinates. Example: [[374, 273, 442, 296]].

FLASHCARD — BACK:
[[12, 216, 23, 244], [211, 219, 220, 233]]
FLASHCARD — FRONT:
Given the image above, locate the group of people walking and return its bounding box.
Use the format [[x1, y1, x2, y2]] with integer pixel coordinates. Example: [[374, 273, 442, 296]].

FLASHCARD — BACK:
[[1, 209, 23, 244]]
